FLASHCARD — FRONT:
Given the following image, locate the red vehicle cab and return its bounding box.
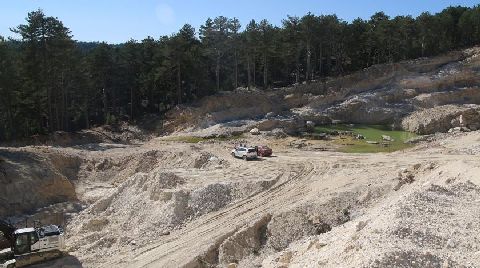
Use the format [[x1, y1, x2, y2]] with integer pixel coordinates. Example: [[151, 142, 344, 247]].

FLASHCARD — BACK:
[[256, 145, 273, 157]]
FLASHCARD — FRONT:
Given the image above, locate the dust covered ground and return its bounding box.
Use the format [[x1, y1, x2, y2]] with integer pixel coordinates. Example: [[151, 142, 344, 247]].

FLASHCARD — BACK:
[[2, 47, 480, 267], [2, 129, 478, 268]]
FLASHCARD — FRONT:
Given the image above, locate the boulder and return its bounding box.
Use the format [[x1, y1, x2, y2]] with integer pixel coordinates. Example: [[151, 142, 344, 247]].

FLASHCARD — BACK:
[[290, 140, 307, 148], [292, 109, 332, 125], [250, 128, 260, 135], [256, 118, 304, 135], [448, 127, 471, 133], [356, 134, 365, 140], [382, 135, 394, 142], [265, 112, 276, 119], [305, 121, 315, 132], [271, 128, 287, 138]]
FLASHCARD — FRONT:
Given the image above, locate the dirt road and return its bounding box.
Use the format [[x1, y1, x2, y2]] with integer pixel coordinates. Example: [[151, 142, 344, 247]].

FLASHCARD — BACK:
[[6, 131, 480, 268], [77, 132, 471, 267]]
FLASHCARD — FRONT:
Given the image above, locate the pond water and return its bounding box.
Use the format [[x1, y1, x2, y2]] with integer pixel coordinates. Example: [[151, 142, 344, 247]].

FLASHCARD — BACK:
[[314, 124, 418, 153]]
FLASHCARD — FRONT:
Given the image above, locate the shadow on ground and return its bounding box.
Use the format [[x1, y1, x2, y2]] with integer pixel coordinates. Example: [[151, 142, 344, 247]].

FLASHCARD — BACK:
[[26, 254, 83, 268]]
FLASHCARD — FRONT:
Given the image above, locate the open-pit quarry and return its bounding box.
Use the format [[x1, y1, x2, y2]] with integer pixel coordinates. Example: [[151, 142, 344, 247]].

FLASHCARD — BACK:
[[1, 47, 480, 268]]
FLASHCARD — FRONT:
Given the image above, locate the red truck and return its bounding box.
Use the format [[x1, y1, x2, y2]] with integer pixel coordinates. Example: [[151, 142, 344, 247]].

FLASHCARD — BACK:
[[256, 145, 273, 157]]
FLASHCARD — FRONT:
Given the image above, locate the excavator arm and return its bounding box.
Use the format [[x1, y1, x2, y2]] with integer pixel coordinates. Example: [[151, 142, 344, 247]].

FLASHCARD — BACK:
[[0, 220, 15, 249]]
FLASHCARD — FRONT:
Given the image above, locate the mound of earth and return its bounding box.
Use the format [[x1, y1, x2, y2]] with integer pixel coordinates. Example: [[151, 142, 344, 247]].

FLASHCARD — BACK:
[[402, 104, 480, 134], [0, 121, 151, 148], [1, 125, 480, 268], [66, 167, 278, 265], [0, 149, 78, 217], [263, 160, 480, 268]]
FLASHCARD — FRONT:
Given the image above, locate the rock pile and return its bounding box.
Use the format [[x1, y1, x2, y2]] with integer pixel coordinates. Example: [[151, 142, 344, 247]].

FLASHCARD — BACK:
[[401, 104, 480, 134]]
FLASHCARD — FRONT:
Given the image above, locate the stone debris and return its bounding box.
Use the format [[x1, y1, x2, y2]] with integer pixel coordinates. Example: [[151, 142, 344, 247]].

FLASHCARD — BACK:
[[382, 135, 394, 142], [3, 47, 480, 268], [250, 128, 260, 135]]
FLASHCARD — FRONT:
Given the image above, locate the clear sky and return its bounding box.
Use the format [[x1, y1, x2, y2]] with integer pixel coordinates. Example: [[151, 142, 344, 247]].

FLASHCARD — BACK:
[[1, 0, 478, 43]]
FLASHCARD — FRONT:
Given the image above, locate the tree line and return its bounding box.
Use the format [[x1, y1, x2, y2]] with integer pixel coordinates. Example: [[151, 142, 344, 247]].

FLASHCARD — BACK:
[[0, 6, 479, 140]]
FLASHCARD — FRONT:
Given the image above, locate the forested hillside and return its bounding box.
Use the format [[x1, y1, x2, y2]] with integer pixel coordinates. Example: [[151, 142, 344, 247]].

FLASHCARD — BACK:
[[1, 6, 479, 140]]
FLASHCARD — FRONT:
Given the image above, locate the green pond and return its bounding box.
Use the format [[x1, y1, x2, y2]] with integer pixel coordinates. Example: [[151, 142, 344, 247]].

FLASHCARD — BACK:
[[314, 124, 418, 153]]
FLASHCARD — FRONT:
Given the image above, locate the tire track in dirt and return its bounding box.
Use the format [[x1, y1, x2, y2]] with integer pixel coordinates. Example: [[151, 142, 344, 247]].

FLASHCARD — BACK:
[[106, 155, 322, 268]]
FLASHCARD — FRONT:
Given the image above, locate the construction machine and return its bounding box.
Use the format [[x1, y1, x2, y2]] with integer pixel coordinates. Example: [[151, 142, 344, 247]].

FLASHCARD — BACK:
[[0, 219, 65, 267]]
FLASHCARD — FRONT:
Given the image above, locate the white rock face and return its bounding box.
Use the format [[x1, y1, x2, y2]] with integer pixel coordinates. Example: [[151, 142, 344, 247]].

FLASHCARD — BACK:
[[250, 128, 260, 135], [401, 104, 480, 134]]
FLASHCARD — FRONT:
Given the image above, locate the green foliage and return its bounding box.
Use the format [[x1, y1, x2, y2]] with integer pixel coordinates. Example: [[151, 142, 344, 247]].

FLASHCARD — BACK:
[[1, 6, 479, 140], [105, 113, 117, 125]]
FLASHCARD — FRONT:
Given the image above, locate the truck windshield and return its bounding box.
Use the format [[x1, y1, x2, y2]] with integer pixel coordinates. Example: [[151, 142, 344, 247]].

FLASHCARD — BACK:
[[15, 234, 28, 246], [248, 149, 256, 153]]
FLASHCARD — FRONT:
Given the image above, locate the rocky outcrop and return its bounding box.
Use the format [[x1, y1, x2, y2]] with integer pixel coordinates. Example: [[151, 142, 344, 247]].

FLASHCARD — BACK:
[[163, 47, 480, 136], [164, 91, 286, 132], [255, 118, 305, 135], [324, 95, 410, 124], [0, 150, 77, 217], [401, 104, 480, 134], [218, 214, 271, 265], [412, 87, 480, 108], [266, 211, 318, 251], [291, 108, 332, 125]]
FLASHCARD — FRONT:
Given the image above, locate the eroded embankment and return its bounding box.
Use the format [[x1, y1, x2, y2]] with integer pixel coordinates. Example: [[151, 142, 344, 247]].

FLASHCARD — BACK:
[[0, 149, 79, 218]]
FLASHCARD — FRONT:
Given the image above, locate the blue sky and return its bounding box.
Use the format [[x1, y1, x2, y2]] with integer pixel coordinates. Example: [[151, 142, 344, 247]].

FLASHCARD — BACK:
[[1, 0, 478, 43]]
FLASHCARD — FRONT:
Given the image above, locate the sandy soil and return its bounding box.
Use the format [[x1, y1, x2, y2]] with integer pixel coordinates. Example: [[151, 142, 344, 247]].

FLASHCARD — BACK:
[[14, 130, 479, 268], [5, 47, 478, 268]]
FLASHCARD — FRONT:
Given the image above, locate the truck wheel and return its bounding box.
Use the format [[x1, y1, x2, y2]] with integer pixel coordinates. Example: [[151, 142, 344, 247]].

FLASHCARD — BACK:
[[243, 155, 247, 161]]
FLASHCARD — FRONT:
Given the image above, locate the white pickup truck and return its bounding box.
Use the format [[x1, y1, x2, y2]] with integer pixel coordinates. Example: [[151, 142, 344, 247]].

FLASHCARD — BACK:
[[231, 147, 258, 161]]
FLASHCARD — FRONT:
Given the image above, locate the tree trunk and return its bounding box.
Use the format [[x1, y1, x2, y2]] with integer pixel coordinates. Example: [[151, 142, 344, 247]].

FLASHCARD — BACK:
[[42, 34, 52, 132], [61, 70, 66, 131], [318, 43, 323, 77], [85, 105, 89, 129], [177, 62, 182, 104], [295, 47, 301, 84], [54, 89, 60, 131], [216, 52, 220, 91], [247, 55, 252, 89], [252, 52, 256, 87], [130, 87, 134, 120], [421, 37, 425, 57], [295, 63, 299, 84], [306, 42, 311, 81], [234, 49, 238, 89], [4, 94, 14, 139], [47, 85, 52, 131], [7, 106, 14, 139], [263, 54, 268, 88], [103, 86, 108, 123], [112, 87, 116, 118], [53, 69, 60, 131]]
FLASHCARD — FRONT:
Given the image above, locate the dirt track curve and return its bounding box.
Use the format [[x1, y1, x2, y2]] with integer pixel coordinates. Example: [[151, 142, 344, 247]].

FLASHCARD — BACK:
[[111, 152, 318, 267]]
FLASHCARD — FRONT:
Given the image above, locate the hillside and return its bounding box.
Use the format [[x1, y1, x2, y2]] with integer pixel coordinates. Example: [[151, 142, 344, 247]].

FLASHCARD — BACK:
[[165, 47, 480, 137], [0, 48, 479, 268]]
